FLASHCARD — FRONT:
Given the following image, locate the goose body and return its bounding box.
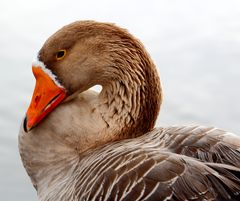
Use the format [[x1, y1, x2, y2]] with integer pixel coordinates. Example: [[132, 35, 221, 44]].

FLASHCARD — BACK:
[[19, 21, 240, 201]]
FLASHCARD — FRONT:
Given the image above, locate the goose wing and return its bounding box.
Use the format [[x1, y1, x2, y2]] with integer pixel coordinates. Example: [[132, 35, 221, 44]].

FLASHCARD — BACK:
[[76, 139, 240, 201], [159, 126, 240, 167]]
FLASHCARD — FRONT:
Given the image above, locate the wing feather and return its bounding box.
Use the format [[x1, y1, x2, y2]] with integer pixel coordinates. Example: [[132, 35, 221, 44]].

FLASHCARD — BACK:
[[74, 126, 240, 200], [159, 126, 240, 167]]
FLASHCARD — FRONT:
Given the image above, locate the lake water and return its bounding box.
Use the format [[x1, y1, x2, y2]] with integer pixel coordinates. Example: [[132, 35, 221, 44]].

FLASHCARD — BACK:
[[1, 0, 240, 200]]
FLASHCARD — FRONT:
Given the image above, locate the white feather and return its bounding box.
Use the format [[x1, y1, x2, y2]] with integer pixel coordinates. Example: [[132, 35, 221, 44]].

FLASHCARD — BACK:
[[32, 58, 65, 89]]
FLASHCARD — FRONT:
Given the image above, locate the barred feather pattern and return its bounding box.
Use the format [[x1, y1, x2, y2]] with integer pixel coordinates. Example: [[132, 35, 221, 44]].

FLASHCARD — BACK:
[[34, 126, 240, 201]]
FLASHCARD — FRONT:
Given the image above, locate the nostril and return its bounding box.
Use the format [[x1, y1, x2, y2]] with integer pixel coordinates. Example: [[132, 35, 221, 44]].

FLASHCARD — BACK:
[[23, 116, 28, 133], [34, 94, 41, 107]]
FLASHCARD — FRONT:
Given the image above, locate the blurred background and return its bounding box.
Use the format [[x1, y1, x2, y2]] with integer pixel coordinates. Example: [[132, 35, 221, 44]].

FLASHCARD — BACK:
[[1, 0, 240, 200]]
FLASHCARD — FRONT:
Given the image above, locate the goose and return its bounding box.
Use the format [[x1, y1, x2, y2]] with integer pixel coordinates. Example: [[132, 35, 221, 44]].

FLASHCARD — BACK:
[[19, 21, 240, 201]]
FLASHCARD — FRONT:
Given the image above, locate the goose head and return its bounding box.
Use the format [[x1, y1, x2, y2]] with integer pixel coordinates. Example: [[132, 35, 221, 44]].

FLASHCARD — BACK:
[[22, 21, 162, 152]]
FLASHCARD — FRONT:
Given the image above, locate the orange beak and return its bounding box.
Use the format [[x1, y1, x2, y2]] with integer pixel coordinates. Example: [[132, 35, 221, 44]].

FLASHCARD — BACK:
[[24, 66, 66, 132]]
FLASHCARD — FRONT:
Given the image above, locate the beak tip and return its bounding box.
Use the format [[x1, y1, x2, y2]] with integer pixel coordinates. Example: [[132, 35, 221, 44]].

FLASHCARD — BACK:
[[23, 116, 30, 133]]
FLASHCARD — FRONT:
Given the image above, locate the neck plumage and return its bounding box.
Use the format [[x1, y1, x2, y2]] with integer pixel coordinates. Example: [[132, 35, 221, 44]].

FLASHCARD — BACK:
[[98, 52, 162, 139]]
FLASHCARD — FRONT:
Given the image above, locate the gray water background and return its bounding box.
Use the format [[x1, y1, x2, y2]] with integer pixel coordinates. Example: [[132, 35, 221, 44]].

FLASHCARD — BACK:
[[1, 0, 240, 200]]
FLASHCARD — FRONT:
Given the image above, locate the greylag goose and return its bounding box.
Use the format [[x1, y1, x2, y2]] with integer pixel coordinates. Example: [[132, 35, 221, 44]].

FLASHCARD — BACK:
[[19, 21, 240, 201]]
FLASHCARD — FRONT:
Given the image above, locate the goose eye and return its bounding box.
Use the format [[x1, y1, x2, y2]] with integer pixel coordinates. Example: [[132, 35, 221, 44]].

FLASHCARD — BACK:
[[56, 50, 66, 60]]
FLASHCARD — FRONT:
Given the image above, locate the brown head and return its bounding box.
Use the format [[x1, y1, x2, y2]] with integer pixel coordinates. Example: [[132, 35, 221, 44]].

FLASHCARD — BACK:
[[24, 20, 162, 141]]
